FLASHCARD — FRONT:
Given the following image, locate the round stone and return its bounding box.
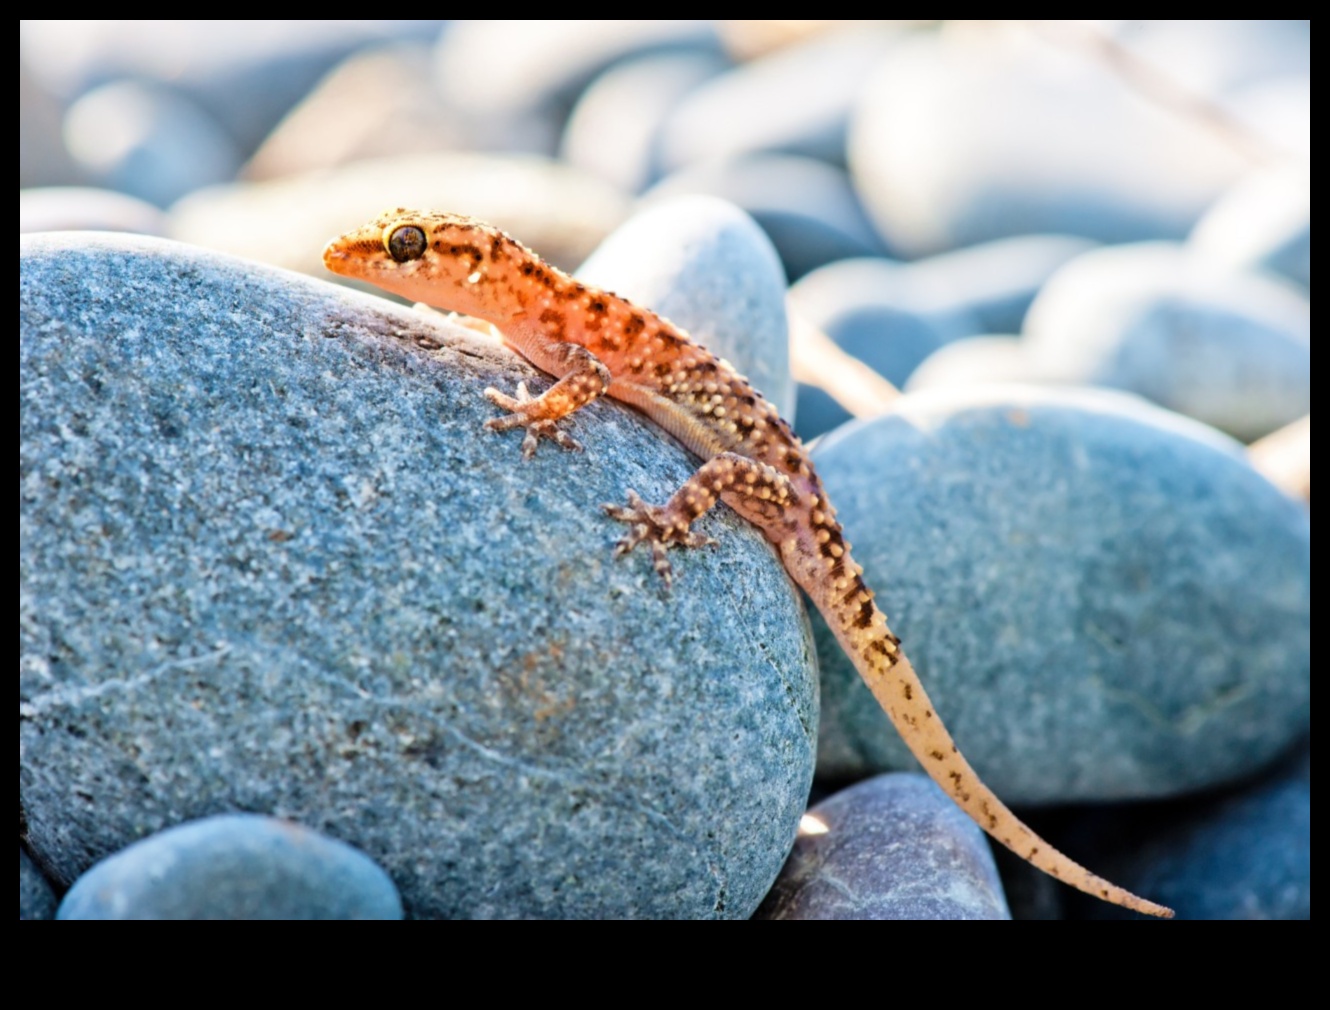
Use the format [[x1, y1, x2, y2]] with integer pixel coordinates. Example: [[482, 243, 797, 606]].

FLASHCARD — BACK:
[[20, 186, 168, 236], [1023, 241, 1310, 441], [20, 232, 816, 919], [810, 386, 1310, 803], [755, 774, 1010, 920], [57, 814, 403, 920]]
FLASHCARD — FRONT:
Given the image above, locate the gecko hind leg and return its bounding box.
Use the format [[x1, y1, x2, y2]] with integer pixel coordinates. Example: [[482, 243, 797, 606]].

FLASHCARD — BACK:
[[603, 453, 796, 587]]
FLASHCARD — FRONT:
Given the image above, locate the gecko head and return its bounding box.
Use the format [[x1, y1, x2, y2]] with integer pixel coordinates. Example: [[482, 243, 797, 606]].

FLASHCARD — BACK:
[[322, 209, 510, 316]]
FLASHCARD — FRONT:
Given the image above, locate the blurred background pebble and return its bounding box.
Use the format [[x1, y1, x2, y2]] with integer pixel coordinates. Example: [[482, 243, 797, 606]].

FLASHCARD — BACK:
[[19, 19, 1310, 920]]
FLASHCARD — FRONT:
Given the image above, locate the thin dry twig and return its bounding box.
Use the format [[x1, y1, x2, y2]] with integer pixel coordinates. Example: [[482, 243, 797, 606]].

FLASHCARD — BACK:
[[788, 308, 902, 420], [1248, 415, 1310, 503]]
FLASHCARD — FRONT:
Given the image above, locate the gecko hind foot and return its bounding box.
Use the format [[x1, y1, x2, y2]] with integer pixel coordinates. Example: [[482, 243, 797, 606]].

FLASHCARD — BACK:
[[484, 382, 583, 458], [602, 490, 717, 588]]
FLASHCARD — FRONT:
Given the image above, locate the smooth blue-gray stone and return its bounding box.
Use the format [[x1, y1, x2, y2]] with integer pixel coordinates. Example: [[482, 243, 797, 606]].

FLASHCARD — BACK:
[[62, 81, 241, 207], [1023, 242, 1310, 441], [656, 27, 898, 172], [20, 186, 168, 236], [789, 258, 979, 387], [849, 32, 1248, 256], [810, 386, 1310, 803], [904, 337, 1040, 394], [577, 196, 794, 419], [645, 154, 889, 279], [20, 232, 815, 920], [434, 20, 721, 154], [793, 384, 855, 443], [561, 51, 730, 194], [1191, 162, 1310, 292], [755, 774, 1011, 920], [904, 234, 1098, 335], [57, 815, 402, 920], [21, 20, 446, 156], [1072, 741, 1311, 920], [20, 849, 59, 920]]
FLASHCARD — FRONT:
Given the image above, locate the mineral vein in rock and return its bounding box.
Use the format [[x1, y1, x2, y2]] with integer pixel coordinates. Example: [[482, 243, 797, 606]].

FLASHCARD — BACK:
[[324, 209, 1173, 918]]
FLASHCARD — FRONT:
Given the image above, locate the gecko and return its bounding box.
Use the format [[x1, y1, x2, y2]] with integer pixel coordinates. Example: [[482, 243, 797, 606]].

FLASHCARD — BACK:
[[323, 209, 1173, 918]]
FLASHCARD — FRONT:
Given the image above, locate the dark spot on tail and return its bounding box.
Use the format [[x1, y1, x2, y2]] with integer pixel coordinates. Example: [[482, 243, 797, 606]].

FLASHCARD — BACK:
[[625, 314, 646, 336], [589, 299, 606, 313], [852, 599, 874, 628], [902, 682, 913, 701], [929, 749, 945, 761]]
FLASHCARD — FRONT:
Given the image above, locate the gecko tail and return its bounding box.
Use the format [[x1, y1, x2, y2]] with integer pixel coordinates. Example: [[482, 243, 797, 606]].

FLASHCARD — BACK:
[[829, 618, 1174, 919]]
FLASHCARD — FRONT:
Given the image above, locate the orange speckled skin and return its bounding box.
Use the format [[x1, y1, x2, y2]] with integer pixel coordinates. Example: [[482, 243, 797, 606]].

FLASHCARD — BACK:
[[324, 210, 1172, 918]]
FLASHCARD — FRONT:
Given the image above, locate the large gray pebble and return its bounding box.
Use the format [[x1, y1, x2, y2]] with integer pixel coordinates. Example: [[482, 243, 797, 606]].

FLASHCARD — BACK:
[[1023, 242, 1309, 441], [656, 27, 898, 172], [20, 849, 58, 920], [645, 154, 888, 279], [850, 30, 1248, 256], [1070, 741, 1310, 920], [57, 815, 402, 920], [434, 20, 721, 155], [561, 51, 730, 194], [755, 774, 1010, 920], [20, 187, 168, 236], [62, 81, 241, 207], [1191, 162, 1309, 292], [20, 233, 816, 919], [577, 196, 794, 418], [21, 20, 445, 156], [170, 152, 629, 278], [789, 257, 979, 388], [811, 386, 1310, 803]]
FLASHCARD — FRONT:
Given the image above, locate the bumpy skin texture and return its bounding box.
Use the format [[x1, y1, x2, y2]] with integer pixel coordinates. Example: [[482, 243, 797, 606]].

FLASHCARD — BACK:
[[324, 210, 1172, 918]]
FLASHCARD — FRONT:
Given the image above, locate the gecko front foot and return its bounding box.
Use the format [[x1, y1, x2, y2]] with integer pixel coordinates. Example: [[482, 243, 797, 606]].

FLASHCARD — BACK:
[[484, 382, 583, 458], [602, 490, 717, 588]]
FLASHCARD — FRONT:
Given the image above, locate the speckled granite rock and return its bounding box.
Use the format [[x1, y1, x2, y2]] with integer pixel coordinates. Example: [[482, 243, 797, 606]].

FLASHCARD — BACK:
[[169, 152, 630, 278], [576, 196, 794, 419], [1023, 242, 1310, 441], [811, 386, 1310, 803], [1068, 740, 1311, 920], [20, 849, 59, 920], [57, 815, 403, 920], [21, 187, 169, 236], [1192, 162, 1310, 292], [850, 30, 1247, 256], [645, 155, 887, 279], [755, 774, 1010, 920], [19, 232, 817, 919]]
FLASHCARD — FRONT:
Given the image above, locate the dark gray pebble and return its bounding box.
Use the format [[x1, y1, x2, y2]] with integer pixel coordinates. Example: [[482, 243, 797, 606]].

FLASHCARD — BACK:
[[755, 774, 1010, 920]]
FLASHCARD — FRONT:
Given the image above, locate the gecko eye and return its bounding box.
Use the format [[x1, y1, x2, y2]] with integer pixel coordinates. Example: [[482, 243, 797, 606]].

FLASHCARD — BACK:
[[387, 226, 427, 263]]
